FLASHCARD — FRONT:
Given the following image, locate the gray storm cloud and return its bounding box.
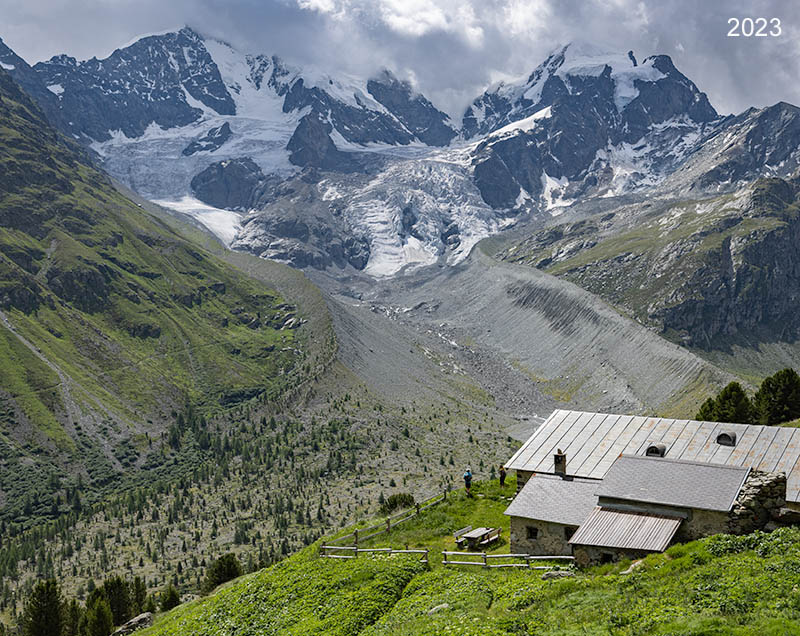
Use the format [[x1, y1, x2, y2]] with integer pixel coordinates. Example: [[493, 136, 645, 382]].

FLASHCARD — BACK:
[[1, 0, 798, 118]]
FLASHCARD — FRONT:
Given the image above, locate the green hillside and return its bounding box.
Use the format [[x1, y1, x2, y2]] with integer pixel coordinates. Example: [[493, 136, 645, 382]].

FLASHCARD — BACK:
[[0, 67, 319, 522], [139, 481, 800, 636]]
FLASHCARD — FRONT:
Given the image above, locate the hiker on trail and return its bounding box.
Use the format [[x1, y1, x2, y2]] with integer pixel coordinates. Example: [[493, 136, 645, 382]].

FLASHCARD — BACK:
[[499, 465, 506, 487], [463, 467, 473, 495]]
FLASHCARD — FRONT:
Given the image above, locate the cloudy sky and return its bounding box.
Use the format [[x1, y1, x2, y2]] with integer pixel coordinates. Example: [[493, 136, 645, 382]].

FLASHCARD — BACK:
[[2, 0, 798, 118]]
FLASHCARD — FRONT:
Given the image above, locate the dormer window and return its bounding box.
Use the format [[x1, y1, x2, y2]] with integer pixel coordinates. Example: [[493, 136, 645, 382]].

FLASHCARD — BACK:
[[716, 432, 737, 447], [645, 443, 667, 457]]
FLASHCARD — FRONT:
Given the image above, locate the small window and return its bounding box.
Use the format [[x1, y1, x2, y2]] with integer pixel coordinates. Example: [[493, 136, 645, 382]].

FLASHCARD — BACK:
[[564, 526, 577, 541], [716, 432, 737, 447], [645, 443, 667, 457], [526, 526, 539, 540]]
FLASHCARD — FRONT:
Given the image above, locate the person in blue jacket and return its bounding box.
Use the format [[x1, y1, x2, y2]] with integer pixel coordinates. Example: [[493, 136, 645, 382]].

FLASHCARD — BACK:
[[463, 467, 473, 495]]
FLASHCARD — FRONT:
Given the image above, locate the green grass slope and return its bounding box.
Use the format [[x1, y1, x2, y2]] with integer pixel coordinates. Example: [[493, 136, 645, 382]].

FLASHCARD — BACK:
[[140, 479, 800, 636], [0, 68, 319, 521]]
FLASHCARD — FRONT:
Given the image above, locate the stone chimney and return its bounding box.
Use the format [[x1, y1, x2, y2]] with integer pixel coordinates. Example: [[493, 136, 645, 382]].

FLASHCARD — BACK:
[[554, 449, 567, 476]]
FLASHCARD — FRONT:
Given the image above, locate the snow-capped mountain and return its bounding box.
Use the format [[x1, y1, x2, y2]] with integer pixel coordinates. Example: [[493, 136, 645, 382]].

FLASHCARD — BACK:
[[3, 31, 799, 277], [464, 42, 721, 208], [30, 26, 456, 150]]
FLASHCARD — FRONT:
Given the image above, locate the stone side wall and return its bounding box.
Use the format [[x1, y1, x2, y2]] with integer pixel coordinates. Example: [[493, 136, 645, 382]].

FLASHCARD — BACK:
[[573, 546, 651, 568], [516, 470, 534, 494], [509, 517, 576, 556], [728, 469, 786, 534], [674, 509, 728, 543]]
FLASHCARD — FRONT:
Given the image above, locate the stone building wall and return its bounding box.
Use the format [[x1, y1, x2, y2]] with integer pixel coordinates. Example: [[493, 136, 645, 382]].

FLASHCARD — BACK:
[[572, 546, 651, 568], [727, 469, 786, 534], [509, 516, 577, 556], [674, 509, 728, 543]]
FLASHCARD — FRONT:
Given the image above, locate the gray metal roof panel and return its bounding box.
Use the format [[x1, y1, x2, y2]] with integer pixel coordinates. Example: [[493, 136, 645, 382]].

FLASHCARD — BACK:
[[504, 474, 599, 527], [569, 507, 682, 552], [506, 410, 800, 503], [597, 455, 749, 511]]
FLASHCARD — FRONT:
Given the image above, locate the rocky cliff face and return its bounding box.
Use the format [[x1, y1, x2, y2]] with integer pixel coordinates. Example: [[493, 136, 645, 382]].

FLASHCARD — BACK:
[[33, 27, 235, 142], [502, 178, 800, 348], [366, 70, 456, 147], [652, 180, 800, 346], [190, 157, 269, 210]]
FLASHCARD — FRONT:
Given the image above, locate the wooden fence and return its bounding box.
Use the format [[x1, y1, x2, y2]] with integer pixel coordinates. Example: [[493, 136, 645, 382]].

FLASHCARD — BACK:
[[441, 551, 575, 569], [320, 546, 429, 564], [324, 490, 449, 547]]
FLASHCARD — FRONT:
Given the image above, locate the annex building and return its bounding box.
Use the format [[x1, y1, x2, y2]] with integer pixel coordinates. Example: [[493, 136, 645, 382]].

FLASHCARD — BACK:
[[504, 410, 796, 564]]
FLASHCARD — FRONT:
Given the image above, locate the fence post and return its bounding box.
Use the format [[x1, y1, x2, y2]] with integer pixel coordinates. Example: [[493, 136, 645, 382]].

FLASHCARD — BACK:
[[354, 529, 358, 548], [442, 551, 447, 566], [415, 503, 420, 515], [386, 518, 391, 532], [483, 553, 488, 568], [443, 489, 447, 501], [424, 549, 429, 565]]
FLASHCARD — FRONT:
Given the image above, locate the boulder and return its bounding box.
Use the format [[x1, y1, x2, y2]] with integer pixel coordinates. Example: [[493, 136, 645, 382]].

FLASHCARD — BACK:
[[112, 612, 153, 636], [541, 570, 574, 581]]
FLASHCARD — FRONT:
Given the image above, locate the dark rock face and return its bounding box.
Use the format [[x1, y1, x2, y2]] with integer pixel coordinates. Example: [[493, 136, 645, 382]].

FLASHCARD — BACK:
[[32, 27, 235, 141], [366, 71, 456, 146], [693, 103, 800, 190], [190, 157, 266, 210], [514, 178, 800, 348], [464, 45, 719, 208], [234, 211, 370, 270], [287, 114, 359, 171], [653, 182, 800, 347], [0, 38, 69, 132], [182, 122, 232, 155], [229, 177, 371, 271]]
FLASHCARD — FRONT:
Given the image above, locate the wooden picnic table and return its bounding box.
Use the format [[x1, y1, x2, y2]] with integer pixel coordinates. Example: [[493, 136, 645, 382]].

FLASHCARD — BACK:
[[462, 527, 492, 549]]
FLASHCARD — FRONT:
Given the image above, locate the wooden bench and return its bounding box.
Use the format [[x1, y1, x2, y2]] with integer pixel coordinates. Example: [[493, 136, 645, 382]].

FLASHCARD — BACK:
[[454, 525, 473, 547], [478, 527, 501, 547]]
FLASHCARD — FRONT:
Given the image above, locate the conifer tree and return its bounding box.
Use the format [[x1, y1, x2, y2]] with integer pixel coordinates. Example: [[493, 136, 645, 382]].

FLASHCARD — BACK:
[[102, 576, 131, 625], [86, 598, 113, 636], [754, 368, 800, 425], [63, 599, 83, 636], [22, 579, 62, 636], [131, 577, 147, 615]]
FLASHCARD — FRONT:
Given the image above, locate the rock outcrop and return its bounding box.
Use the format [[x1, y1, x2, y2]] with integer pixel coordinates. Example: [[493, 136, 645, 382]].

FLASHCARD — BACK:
[[182, 122, 233, 156], [112, 612, 153, 635], [190, 157, 267, 210]]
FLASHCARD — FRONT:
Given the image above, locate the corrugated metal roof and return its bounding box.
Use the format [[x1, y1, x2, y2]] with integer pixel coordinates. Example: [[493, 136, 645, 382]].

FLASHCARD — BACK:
[[568, 507, 682, 552], [506, 410, 800, 502], [503, 473, 599, 526], [598, 455, 749, 511]]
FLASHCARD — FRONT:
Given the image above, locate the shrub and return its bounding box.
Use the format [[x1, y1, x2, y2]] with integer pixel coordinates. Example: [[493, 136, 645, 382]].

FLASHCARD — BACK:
[[203, 553, 243, 594], [159, 585, 181, 612], [379, 492, 415, 515]]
